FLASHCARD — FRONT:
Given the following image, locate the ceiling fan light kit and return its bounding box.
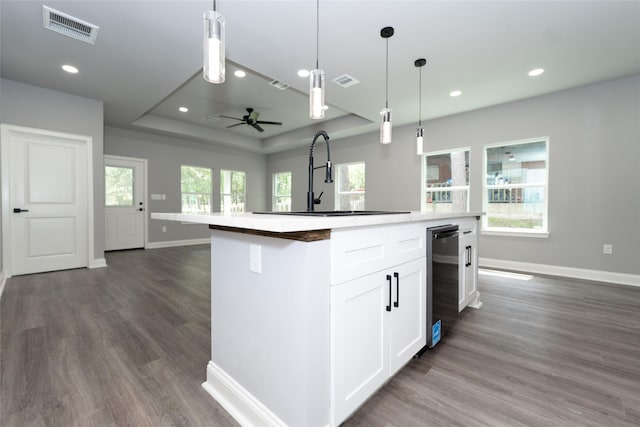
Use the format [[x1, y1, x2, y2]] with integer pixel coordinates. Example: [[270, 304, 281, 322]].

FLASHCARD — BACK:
[[310, 0, 325, 119], [203, 1, 225, 84], [415, 57, 427, 156], [380, 26, 394, 144]]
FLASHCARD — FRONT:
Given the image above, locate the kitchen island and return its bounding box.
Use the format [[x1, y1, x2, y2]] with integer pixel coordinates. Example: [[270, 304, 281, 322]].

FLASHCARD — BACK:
[[151, 211, 482, 426]]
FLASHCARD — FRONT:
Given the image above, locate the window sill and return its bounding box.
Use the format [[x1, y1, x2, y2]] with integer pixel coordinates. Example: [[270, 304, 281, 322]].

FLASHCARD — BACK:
[[482, 229, 549, 238]]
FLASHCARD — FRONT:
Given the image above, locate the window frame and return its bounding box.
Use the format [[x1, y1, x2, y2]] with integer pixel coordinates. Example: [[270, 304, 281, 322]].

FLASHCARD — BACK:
[[272, 171, 292, 212], [220, 169, 246, 214], [334, 161, 366, 211], [180, 165, 213, 214], [421, 147, 471, 213], [482, 137, 550, 237]]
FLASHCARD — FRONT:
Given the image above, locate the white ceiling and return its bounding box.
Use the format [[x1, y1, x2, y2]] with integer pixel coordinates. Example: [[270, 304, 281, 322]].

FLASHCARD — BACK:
[[2, 1, 639, 154]]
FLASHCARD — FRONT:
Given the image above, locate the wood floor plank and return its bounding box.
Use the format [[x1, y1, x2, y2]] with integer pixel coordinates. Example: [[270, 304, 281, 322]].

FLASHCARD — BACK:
[[2, 246, 639, 426]]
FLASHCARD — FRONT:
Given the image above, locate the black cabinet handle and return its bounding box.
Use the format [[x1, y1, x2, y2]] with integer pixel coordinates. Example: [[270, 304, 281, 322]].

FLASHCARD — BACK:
[[469, 245, 472, 267], [386, 274, 392, 312], [393, 272, 399, 308], [466, 245, 472, 267], [13, 208, 29, 213], [138, 208, 144, 211]]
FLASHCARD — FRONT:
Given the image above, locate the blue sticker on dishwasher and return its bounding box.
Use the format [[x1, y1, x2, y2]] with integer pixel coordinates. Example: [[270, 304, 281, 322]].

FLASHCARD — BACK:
[[432, 320, 441, 346]]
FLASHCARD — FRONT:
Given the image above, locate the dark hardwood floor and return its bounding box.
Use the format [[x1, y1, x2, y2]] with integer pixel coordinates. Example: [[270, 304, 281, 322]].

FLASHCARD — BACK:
[[2, 246, 639, 426]]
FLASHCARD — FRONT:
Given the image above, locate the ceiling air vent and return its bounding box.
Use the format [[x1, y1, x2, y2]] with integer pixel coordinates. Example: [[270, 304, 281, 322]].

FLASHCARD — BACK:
[[332, 74, 359, 88], [269, 80, 289, 90], [43, 5, 100, 45]]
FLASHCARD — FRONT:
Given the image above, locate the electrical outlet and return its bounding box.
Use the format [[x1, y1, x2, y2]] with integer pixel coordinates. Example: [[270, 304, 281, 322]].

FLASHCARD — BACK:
[[162, 226, 167, 233], [603, 244, 613, 255], [250, 244, 262, 273]]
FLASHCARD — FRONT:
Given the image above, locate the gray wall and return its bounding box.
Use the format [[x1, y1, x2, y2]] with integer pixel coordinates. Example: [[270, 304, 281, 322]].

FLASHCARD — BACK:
[[0, 78, 105, 267], [104, 126, 267, 244], [268, 75, 640, 275]]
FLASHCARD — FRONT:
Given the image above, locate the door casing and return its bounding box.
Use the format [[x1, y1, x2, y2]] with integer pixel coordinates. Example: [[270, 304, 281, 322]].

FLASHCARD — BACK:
[[1, 124, 96, 278]]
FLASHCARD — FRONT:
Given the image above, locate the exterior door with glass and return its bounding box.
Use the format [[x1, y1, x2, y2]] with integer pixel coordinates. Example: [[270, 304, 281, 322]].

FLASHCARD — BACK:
[[104, 156, 146, 251]]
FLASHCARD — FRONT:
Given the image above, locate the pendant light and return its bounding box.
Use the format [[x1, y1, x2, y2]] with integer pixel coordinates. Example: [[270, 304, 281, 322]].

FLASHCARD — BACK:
[[379, 26, 394, 144], [203, 0, 225, 84], [309, 0, 325, 119], [415, 58, 426, 155]]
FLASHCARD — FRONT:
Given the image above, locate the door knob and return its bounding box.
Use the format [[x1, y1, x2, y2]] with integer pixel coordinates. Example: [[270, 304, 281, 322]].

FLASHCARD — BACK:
[[13, 208, 29, 213]]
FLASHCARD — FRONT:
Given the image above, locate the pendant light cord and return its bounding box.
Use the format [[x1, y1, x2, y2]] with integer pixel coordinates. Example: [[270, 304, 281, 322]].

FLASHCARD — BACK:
[[385, 38, 389, 109], [316, 0, 320, 69], [213, 0, 216, 12], [418, 67, 422, 127]]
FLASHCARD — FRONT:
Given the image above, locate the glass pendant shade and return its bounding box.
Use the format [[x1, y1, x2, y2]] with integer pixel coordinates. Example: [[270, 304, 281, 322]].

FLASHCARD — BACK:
[[309, 69, 325, 119], [380, 108, 392, 144], [416, 127, 424, 155], [203, 10, 225, 84]]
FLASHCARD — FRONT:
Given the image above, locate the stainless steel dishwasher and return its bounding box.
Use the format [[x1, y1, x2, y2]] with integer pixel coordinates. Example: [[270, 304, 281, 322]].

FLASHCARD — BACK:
[[418, 224, 460, 355]]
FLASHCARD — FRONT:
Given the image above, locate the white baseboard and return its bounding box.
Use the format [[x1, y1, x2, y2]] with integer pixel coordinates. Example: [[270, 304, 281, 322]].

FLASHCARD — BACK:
[[202, 360, 287, 427], [147, 238, 210, 249], [479, 258, 640, 287], [89, 258, 107, 269], [0, 269, 6, 301]]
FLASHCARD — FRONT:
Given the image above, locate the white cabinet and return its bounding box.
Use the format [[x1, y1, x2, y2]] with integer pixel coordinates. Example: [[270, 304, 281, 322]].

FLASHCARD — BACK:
[[331, 258, 426, 425], [459, 219, 479, 311]]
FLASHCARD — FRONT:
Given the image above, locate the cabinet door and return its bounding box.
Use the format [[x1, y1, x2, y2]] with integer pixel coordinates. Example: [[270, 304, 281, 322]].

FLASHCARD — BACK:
[[388, 258, 427, 375], [459, 229, 478, 310], [331, 272, 389, 425]]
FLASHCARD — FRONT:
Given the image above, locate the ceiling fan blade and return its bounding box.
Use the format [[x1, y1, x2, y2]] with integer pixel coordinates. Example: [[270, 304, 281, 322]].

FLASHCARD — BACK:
[[252, 123, 265, 132], [219, 115, 243, 121], [226, 123, 245, 129], [255, 120, 283, 126]]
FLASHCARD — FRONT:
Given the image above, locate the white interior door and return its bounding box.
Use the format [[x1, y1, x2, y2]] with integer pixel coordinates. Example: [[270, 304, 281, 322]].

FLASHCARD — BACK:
[[104, 156, 146, 251], [4, 127, 89, 276]]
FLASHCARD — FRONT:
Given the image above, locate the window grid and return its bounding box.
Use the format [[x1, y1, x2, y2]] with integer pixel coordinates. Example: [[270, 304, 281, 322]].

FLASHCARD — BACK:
[[221, 169, 246, 214], [483, 138, 549, 234], [335, 162, 365, 211], [423, 148, 470, 213], [272, 171, 292, 212], [181, 165, 212, 214]]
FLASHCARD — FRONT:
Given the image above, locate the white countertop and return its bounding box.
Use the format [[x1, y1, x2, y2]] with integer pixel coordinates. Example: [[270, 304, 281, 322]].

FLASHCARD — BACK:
[[151, 211, 483, 233]]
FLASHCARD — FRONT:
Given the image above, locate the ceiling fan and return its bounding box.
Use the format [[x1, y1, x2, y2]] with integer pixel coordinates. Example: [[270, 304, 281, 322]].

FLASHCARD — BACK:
[[220, 108, 283, 132]]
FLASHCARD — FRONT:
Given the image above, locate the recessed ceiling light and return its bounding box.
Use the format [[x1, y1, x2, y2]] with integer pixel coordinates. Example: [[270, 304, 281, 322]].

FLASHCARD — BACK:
[[178, 106, 189, 113], [528, 68, 544, 77], [297, 69, 310, 78], [234, 70, 246, 78], [62, 64, 78, 74], [449, 90, 462, 97]]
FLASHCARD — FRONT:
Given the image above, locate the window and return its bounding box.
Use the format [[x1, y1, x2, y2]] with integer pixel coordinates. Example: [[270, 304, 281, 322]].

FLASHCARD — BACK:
[[273, 171, 292, 212], [181, 166, 212, 214], [423, 148, 470, 213], [335, 162, 365, 210], [105, 166, 134, 206], [220, 170, 246, 214], [483, 138, 549, 234]]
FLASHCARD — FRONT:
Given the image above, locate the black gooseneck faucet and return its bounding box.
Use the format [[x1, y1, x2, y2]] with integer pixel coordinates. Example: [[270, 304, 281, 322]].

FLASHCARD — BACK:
[[307, 130, 333, 211]]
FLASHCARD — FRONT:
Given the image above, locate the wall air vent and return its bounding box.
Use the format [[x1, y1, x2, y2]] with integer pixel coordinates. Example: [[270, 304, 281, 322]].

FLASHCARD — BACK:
[[332, 74, 359, 88], [269, 80, 289, 90], [43, 5, 100, 45]]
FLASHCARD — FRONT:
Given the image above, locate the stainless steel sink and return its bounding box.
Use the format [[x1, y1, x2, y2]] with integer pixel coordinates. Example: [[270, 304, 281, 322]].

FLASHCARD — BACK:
[[252, 210, 411, 217]]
